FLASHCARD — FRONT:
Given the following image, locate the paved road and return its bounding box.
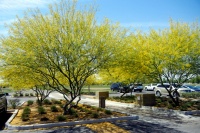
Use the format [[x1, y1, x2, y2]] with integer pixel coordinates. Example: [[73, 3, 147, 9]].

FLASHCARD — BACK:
[[2, 91, 200, 133]]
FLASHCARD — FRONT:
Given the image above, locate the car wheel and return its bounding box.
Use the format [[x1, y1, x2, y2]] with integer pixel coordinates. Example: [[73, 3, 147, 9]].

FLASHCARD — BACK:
[[153, 87, 155, 91], [139, 90, 142, 92], [145, 87, 148, 91], [156, 91, 161, 97]]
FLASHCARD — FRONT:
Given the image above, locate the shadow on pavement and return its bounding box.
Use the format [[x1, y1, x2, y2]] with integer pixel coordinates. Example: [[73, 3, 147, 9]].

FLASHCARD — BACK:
[[111, 120, 183, 133], [47, 126, 96, 133]]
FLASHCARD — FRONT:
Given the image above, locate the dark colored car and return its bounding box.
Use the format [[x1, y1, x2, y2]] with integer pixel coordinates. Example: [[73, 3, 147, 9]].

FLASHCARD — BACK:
[[130, 83, 143, 92], [110, 83, 122, 91]]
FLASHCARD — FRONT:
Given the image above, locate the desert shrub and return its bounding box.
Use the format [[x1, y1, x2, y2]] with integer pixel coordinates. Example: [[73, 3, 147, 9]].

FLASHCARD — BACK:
[[51, 99, 61, 104], [68, 108, 76, 115], [21, 112, 29, 121], [51, 105, 58, 112], [92, 112, 99, 118], [38, 106, 46, 114], [9, 99, 20, 109], [13, 94, 18, 97], [36, 100, 42, 106], [23, 107, 31, 114], [25, 93, 29, 96], [182, 92, 200, 99], [21, 107, 31, 121], [27, 100, 34, 106], [97, 108, 103, 112], [57, 115, 66, 121], [105, 110, 112, 115], [81, 92, 95, 95], [44, 99, 51, 105]]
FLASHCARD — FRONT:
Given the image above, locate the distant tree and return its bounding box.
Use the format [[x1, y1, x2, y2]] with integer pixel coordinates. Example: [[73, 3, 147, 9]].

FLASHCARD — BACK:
[[127, 20, 200, 106]]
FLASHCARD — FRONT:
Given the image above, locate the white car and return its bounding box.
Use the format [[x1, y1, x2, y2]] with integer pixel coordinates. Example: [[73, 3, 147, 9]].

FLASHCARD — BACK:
[[144, 83, 158, 91], [155, 84, 191, 97]]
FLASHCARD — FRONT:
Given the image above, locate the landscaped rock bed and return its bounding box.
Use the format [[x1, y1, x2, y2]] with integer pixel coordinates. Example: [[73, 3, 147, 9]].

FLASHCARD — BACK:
[[10, 99, 127, 126]]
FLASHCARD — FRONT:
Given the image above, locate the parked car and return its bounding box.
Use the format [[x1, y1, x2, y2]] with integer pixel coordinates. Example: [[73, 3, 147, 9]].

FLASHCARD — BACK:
[[110, 83, 122, 92], [155, 84, 191, 97], [0, 91, 7, 114], [130, 83, 143, 92], [183, 85, 199, 92], [193, 86, 200, 92], [144, 83, 158, 91]]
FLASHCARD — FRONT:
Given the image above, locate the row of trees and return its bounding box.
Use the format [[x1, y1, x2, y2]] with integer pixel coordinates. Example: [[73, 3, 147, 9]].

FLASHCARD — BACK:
[[0, 0, 199, 113]]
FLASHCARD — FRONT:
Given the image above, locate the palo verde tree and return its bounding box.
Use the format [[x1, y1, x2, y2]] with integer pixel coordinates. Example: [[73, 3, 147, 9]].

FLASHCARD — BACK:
[[0, 0, 127, 114], [127, 20, 200, 106], [0, 64, 54, 105]]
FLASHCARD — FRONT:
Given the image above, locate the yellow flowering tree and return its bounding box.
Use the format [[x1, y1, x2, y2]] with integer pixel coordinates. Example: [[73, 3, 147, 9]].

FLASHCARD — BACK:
[[0, 0, 127, 114]]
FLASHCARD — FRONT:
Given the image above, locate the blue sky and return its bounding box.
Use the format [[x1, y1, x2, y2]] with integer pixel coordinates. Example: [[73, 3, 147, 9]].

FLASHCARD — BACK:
[[0, 0, 199, 36]]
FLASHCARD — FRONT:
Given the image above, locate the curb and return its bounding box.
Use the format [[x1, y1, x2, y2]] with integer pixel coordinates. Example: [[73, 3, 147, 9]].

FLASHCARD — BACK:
[[5, 110, 139, 130]]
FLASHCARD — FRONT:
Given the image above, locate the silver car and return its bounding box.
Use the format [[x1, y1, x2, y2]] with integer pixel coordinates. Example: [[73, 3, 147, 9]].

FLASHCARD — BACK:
[[155, 84, 191, 97]]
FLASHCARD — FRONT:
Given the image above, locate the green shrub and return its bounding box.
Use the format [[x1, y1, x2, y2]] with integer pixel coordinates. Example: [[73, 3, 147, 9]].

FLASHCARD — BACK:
[[57, 115, 66, 121], [51, 105, 58, 112], [51, 99, 61, 104], [105, 110, 112, 115], [38, 106, 46, 114], [23, 107, 31, 114], [182, 92, 200, 99], [13, 93, 18, 97], [21, 112, 29, 121], [97, 108, 103, 112], [92, 112, 99, 118], [9, 99, 20, 109], [21, 107, 31, 121], [68, 108, 76, 115], [44, 99, 51, 105], [27, 100, 34, 106]]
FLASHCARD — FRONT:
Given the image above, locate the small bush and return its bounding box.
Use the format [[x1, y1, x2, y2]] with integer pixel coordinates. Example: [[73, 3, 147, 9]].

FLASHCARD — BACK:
[[92, 112, 99, 118], [9, 99, 20, 109], [21, 113, 29, 121], [23, 107, 31, 114], [21, 107, 31, 121], [105, 110, 112, 115], [51, 99, 62, 104], [38, 106, 46, 114], [27, 100, 34, 106], [44, 99, 51, 105], [13, 94, 18, 97], [97, 108, 103, 112], [182, 92, 200, 99], [57, 115, 66, 121], [51, 105, 58, 112], [68, 108, 76, 115]]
